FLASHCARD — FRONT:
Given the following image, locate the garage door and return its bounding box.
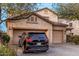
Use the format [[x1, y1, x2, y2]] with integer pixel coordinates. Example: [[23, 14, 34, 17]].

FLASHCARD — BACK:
[[53, 30, 63, 43], [13, 29, 47, 44]]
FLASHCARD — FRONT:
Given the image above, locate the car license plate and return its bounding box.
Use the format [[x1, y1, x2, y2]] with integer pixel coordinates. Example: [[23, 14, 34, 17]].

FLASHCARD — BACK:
[[37, 43, 41, 45]]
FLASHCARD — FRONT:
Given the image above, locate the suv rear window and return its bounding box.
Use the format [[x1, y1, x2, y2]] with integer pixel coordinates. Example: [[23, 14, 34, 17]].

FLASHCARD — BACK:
[[29, 33, 47, 40]]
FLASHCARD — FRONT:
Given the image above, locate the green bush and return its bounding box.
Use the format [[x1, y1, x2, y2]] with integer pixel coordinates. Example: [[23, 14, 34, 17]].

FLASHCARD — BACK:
[[2, 34, 10, 45], [0, 44, 16, 56], [66, 35, 73, 42], [66, 35, 79, 45], [72, 35, 79, 45]]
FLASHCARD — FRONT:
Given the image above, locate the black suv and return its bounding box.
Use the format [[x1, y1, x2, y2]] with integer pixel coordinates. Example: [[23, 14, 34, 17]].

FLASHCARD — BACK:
[[23, 32, 49, 53]]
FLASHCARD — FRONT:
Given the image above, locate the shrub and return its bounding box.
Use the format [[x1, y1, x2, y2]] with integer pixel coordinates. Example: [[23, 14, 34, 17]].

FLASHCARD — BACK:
[[0, 44, 16, 56], [0, 30, 2, 37], [2, 33, 10, 45], [66, 35, 79, 45], [72, 35, 79, 45], [66, 35, 73, 42]]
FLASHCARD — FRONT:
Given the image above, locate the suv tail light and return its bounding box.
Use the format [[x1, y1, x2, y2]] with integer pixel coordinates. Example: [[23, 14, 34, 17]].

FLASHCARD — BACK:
[[26, 38, 32, 43]]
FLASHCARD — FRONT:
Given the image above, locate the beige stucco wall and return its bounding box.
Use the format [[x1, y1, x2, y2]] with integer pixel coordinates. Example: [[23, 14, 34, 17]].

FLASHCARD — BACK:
[[7, 15, 53, 45], [36, 9, 58, 22]]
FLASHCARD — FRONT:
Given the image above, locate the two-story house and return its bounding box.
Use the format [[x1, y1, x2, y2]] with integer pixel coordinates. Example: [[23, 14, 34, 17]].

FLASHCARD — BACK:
[[6, 8, 67, 46]]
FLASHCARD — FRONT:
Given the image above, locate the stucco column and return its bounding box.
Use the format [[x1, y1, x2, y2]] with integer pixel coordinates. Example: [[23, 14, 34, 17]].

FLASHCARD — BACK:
[[8, 29, 13, 45], [46, 29, 52, 46], [63, 29, 66, 43], [48, 29, 53, 46]]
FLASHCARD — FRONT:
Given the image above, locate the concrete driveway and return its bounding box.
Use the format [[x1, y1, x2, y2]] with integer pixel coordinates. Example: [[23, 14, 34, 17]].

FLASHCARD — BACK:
[[17, 44, 79, 56]]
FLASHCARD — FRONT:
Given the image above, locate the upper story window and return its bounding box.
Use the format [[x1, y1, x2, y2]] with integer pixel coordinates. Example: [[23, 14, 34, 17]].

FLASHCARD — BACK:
[[69, 23, 72, 27], [31, 17, 34, 21], [78, 21, 79, 24], [35, 17, 37, 22], [26, 16, 38, 24]]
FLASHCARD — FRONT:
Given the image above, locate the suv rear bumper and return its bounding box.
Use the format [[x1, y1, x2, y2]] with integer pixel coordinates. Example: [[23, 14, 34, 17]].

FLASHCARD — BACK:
[[24, 45, 49, 53]]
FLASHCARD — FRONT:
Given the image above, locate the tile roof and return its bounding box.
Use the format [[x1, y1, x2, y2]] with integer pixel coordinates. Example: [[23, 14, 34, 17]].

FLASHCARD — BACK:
[[6, 8, 67, 27]]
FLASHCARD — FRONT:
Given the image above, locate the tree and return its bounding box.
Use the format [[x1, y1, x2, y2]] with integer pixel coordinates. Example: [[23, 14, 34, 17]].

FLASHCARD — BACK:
[[0, 3, 38, 32], [52, 3, 79, 20], [0, 4, 1, 23], [2, 33, 10, 45], [1, 3, 38, 24], [1, 3, 38, 16], [0, 4, 1, 20]]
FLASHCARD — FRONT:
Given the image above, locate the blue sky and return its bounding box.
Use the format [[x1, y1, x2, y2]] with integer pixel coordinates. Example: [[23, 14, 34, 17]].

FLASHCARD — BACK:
[[38, 3, 57, 11], [1, 3, 56, 32], [38, 3, 52, 9]]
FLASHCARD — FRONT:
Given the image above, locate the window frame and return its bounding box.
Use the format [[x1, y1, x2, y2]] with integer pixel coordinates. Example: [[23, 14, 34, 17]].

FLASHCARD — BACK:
[[26, 16, 38, 24]]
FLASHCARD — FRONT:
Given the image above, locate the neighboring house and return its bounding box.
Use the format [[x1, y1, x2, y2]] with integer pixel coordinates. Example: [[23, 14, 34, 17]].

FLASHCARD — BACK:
[[59, 19, 79, 35], [6, 8, 67, 46]]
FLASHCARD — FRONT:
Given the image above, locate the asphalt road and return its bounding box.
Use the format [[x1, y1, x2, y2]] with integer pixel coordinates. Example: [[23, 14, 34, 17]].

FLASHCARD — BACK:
[[17, 44, 79, 56]]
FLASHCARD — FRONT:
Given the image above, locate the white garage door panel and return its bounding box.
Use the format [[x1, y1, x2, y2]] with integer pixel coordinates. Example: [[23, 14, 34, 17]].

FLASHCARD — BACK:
[[53, 30, 63, 43]]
